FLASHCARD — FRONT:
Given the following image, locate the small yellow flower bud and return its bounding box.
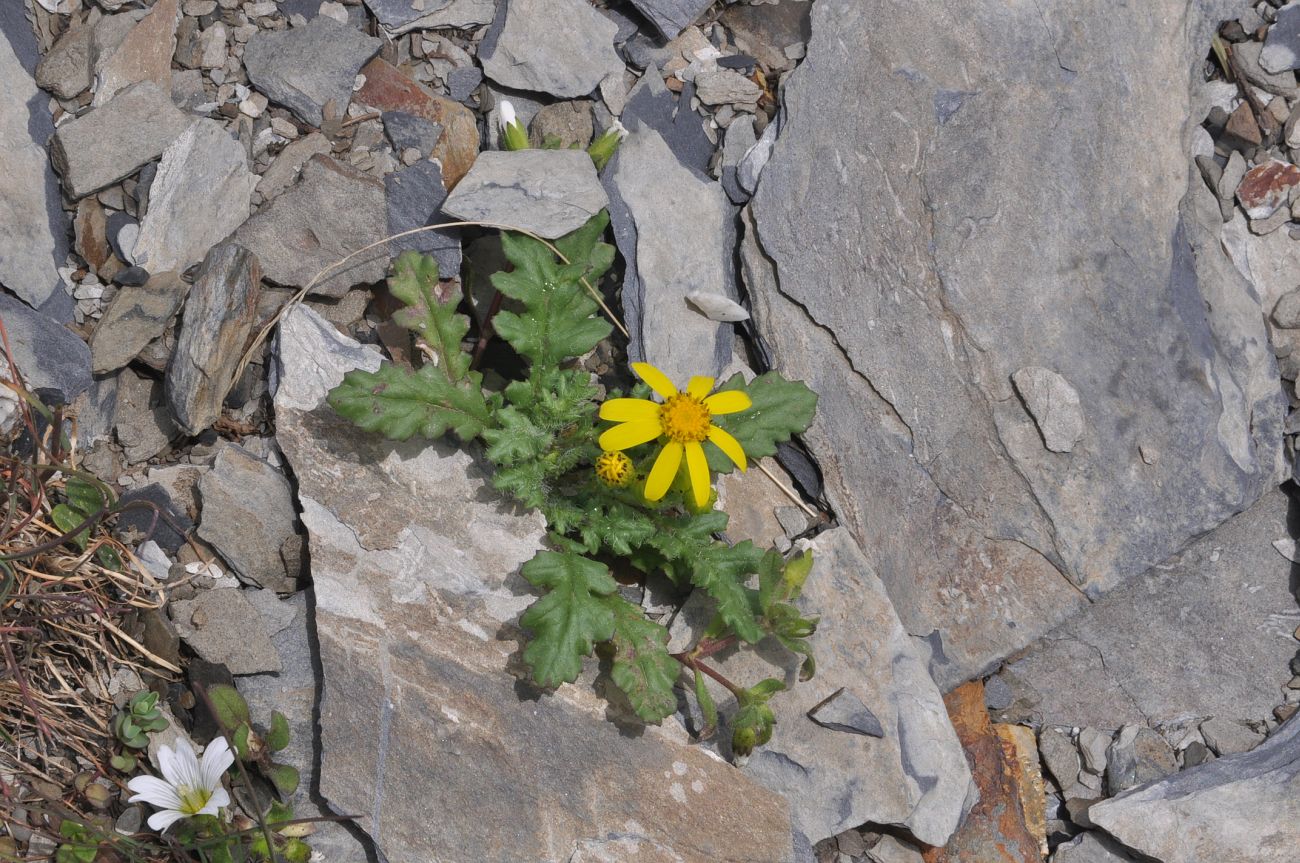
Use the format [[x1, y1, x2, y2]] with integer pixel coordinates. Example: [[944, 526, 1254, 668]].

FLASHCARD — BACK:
[[595, 451, 635, 487]]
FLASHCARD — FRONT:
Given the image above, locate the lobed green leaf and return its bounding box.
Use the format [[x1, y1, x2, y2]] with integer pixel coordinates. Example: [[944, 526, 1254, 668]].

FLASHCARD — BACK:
[[328, 363, 492, 442], [708, 372, 818, 473], [519, 551, 619, 687], [387, 252, 475, 383], [603, 594, 679, 723]]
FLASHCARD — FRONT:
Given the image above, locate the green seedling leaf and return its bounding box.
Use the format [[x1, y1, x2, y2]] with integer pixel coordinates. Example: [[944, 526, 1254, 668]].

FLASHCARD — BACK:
[[693, 669, 718, 739], [519, 551, 619, 687], [266, 711, 291, 752], [387, 252, 475, 384], [49, 503, 90, 550], [492, 226, 613, 368], [233, 722, 252, 761], [602, 595, 679, 723], [96, 545, 123, 571], [268, 762, 300, 797], [266, 799, 294, 825], [64, 476, 106, 517], [56, 822, 97, 863], [110, 753, 136, 772], [328, 363, 492, 442], [743, 678, 787, 703], [782, 551, 814, 600], [207, 684, 250, 729], [707, 372, 818, 473], [130, 691, 158, 713], [283, 838, 313, 863], [587, 127, 624, 172]]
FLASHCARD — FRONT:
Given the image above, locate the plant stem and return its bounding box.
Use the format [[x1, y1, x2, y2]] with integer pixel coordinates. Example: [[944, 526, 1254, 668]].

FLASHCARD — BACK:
[[672, 654, 744, 698], [692, 635, 736, 660]]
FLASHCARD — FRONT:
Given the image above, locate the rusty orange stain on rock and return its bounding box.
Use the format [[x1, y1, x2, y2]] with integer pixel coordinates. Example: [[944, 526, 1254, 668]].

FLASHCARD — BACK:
[[921, 681, 1043, 863], [1236, 159, 1300, 219]]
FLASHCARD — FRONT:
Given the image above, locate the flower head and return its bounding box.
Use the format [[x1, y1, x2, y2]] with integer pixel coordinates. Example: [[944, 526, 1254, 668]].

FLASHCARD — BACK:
[[127, 737, 233, 832], [498, 100, 529, 151], [598, 362, 751, 507], [595, 451, 635, 487]]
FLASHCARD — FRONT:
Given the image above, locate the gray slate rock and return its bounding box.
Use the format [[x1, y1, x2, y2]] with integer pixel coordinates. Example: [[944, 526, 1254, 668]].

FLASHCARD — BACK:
[[382, 111, 442, 155], [1200, 717, 1264, 756], [1089, 714, 1300, 863], [744, 0, 1287, 686], [1011, 366, 1086, 453], [1051, 833, 1138, 863], [0, 292, 91, 403], [1105, 725, 1177, 795], [50, 82, 192, 200], [1039, 727, 1082, 791], [441, 149, 608, 240], [36, 21, 92, 99], [1, 28, 68, 308], [989, 490, 1300, 730], [255, 131, 333, 202], [115, 368, 180, 465], [114, 482, 192, 554], [235, 155, 387, 298], [92, 274, 189, 374], [272, 304, 798, 863], [480, 0, 624, 98], [132, 120, 256, 275], [197, 443, 301, 593], [242, 17, 381, 127], [171, 588, 282, 674], [605, 122, 734, 383], [627, 0, 713, 39], [372, 0, 496, 33], [622, 71, 713, 176], [866, 835, 925, 863], [807, 688, 885, 738], [448, 66, 483, 103], [721, 114, 757, 204], [362, 0, 453, 30], [166, 243, 261, 435], [1078, 727, 1111, 776], [709, 529, 973, 847], [1262, 2, 1300, 74], [386, 158, 461, 278]]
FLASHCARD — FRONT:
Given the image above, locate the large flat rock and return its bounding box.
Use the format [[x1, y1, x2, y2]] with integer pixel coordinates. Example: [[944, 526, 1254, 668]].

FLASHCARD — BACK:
[[272, 306, 796, 863], [744, 0, 1285, 686], [991, 490, 1300, 730]]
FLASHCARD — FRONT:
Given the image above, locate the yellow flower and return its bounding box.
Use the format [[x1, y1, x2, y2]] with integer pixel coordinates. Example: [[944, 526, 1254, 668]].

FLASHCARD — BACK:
[[598, 362, 751, 507]]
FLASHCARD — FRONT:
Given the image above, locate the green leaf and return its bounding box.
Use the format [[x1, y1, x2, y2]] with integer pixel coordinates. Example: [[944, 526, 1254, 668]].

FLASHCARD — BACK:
[[283, 838, 313, 863], [743, 678, 787, 702], [553, 212, 614, 283], [782, 550, 814, 601], [482, 405, 549, 465], [96, 545, 123, 571], [693, 669, 718, 738], [267, 763, 300, 797], [207, 684, 250, 730], [232, 722, 252, 761], [777, 635, 816, 682], [266, 711, 291, 752], [756, 550, 785, 615], [587, 128, 624, 172], [491, 227, 613, 368], [387, 252, 475, 383], [50, 503, 90, 550], [266, 799, 294, 825], [688, 541, 765, 644], [708, 372, 818, 473], [518, 551, 619, 687], [328, 363, 492, 442], [110, 753, 136, 772], [731, 701, 777, 756], [65, 476, 107, 517], [602, 595, 679, 723]]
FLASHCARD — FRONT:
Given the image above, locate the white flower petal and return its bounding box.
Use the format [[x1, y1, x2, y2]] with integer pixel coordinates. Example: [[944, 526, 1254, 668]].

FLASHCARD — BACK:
[[127, 776, 182, 810], [499, 100, 516, 128], [174, 738, 205, 792], [157, 743, 182, 786], [198, 787, 230, 816], [199, 737, 234, 789], [146, 809, 188, 832]]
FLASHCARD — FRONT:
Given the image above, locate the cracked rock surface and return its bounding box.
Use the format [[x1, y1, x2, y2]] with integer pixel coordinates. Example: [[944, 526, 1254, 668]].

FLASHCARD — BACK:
[[743, 0, 1286, 687]]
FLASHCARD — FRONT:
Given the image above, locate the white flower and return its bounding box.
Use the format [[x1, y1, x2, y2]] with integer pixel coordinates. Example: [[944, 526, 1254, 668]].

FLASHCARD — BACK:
[[127, 737, 234, 832], [498, 99, 517, 129]]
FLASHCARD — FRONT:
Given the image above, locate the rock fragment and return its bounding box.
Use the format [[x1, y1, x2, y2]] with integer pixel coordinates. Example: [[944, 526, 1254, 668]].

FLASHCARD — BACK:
[[0, 293, 91, 403], [242, 17, 381, 127], [1010, 366, 1086, 453], [1262, 2, 1300, 74], [235, 156, 386, 298], [386, 159, 460, 278], [50, 82, 192, 199], [92, 0, 179, 106], [197, 443, 301, 593], [627, 0, 714, 40], [91, 272, 189, 373], [36, 20, 92, 98], [114, 369, 179, 465], [165, 243, 260, 434], [256, 131, 332, 202], [1237, 159, 1300, 220], [1200, 717, 1264, 756], [132, 120, 257, 275], [480, 0, 624, 98], [442, 150, 608, 240], [171, 588, 282, 674]]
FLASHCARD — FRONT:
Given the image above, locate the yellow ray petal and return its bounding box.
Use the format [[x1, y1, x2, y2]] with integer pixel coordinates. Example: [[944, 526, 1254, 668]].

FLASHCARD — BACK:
[[703, 390, 751, 415], [685, 442, 711, 508], [686, 376, 715, 399], [644, 441, 683, 501], [599, 420, 661, 452], [599, 398, 660, 422], [707, 426, 747, 472], [632, 362, 678, 399]]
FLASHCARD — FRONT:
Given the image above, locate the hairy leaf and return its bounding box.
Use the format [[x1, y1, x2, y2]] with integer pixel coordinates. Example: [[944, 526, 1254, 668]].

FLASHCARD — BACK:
[[207, 684, 250, 730], [690, 540, 765, 644], [491, 224, 614, 368], [693, 668, 718, 738], [519, 551, 619, 687], [387, 252, 474, 383], [708, 372, 818, 473], [328, 363, 491, 442], [603, 595, 679, 722]]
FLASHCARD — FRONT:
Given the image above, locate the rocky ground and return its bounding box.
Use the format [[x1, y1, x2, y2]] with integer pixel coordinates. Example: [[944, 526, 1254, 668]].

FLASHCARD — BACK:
[[2, 0, 1300, 861]]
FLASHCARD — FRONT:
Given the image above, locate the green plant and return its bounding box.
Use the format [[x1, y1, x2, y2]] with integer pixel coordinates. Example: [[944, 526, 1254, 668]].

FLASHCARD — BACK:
[[54, 820, 98, 863], [208, 684, 299, 798], [111, 690, 169, 753], [328, 211, 819, 755]]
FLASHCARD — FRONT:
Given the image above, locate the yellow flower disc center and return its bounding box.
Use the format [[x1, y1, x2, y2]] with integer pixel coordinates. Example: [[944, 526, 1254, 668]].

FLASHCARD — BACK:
[[659, 394, 711, 444], [177, 785, 213, 816]]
